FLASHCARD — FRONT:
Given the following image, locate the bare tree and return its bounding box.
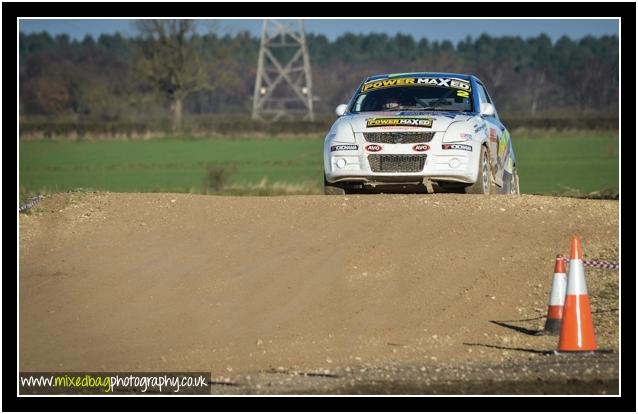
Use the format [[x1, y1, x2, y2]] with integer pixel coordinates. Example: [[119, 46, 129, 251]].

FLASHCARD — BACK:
[[134, 19, 210, 129], [527, 70, 546, 115]]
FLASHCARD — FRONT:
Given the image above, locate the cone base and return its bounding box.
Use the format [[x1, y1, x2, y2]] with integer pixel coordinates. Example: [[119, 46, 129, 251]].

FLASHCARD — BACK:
[[553, 350, 601, 355], [543, 318, 562, 335], [555, 346, 599, 352]]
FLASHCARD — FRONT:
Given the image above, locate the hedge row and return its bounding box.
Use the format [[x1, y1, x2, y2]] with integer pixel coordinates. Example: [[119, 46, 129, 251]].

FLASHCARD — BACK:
[[502, 116, 618, 131], [19, 115, 618, 139]]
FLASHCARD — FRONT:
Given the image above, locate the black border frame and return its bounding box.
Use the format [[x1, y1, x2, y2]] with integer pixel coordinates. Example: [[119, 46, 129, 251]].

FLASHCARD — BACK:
[[5, 2, 636, 411]]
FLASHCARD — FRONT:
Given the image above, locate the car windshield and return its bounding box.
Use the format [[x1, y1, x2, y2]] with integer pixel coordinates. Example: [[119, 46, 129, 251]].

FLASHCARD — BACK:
[[351, 80, 474, 113]]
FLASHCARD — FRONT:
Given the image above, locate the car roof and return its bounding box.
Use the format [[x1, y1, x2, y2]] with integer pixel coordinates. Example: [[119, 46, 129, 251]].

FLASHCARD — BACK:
[[364, 72, 475, 83]]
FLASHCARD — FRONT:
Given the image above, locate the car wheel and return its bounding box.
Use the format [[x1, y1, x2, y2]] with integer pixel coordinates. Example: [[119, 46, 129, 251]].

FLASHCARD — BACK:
[[465, 146, 494, 194], [324, 176, 346, 195]]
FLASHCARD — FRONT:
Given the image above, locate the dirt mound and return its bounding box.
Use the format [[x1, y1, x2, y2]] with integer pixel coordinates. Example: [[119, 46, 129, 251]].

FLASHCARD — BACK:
[[19, 192, 619, 387]]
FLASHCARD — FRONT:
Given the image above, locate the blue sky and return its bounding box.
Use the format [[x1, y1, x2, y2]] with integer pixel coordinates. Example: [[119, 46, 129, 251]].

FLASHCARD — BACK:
[[19, 19, 618, 43]]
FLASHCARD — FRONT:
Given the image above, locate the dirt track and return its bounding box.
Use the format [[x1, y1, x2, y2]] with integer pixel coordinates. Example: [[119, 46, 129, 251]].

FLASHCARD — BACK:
[[19, 192, 619, 394]]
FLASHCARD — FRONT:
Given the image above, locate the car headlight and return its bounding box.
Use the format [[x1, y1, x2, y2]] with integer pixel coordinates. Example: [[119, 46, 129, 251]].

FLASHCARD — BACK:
[[442, 121, 474, 143], [327, 121, 356, 143]]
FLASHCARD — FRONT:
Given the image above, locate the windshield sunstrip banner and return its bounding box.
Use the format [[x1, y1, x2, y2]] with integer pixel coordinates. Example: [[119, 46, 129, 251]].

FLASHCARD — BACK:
[[361, 77, 471, 93], [366, 117, 433, 128]]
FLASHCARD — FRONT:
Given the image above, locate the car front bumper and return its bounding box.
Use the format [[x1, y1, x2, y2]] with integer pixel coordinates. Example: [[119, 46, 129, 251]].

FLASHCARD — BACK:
[[324, 132, 481, 186]]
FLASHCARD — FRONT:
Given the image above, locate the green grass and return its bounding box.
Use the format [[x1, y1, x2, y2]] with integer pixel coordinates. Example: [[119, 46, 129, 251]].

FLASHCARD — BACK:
[[19, 139, 325, 195], [514, 132, 618, 195], [19, 132, 618, 197]]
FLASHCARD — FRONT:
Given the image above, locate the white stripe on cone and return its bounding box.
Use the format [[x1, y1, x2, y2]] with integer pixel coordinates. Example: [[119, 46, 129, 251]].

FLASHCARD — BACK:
[[566, 259, 588, 295], [548, 272, 567, 306]]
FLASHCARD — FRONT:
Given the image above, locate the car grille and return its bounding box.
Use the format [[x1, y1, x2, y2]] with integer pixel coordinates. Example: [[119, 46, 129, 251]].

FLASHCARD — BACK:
[[368, 155, 427, 173], [363, 132, 435, 144]]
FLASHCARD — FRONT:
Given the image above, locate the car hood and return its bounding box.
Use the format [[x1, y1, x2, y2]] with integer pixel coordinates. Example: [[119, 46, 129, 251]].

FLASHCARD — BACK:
[[344, 111, 476, 133]]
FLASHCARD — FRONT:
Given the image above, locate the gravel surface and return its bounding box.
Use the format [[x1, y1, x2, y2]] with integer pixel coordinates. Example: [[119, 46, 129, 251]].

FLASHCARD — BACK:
[[19, 192, 619, 394], [210, 351, 618, 395]]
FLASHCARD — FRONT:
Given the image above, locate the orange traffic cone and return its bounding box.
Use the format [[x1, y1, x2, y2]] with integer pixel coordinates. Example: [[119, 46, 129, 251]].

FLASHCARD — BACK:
[[558, 235, 598, 352], [543, 255, 567, 334]]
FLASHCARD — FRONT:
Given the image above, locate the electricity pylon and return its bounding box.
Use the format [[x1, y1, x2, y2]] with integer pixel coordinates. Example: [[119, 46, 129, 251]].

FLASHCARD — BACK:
[[252, 19, 314, 121]]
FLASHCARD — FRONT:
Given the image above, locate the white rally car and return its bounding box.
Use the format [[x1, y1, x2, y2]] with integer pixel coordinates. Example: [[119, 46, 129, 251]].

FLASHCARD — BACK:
[[323, 72, 519, 195]]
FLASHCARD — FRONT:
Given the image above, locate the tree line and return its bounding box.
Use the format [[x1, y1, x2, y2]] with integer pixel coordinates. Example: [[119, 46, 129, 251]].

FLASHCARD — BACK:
[[19, 24, 619, 127]]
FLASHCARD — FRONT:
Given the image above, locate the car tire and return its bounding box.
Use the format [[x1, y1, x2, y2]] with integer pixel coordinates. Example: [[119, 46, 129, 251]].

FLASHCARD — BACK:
[[324, 176, 346, 195], [465, 146, 494, 195]]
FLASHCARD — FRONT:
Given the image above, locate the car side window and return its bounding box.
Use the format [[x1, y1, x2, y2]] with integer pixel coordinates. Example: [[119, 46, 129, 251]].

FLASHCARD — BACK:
[[477, 83, 491, 104], [477, 82, 499, 120]]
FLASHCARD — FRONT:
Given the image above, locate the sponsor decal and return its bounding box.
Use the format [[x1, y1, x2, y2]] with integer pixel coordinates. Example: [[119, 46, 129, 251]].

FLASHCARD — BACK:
[[330, 144, 358, 152], [398, 111, 458, 119], [459, 133, 473, 140], [415, 78, 471, 90], [489, 128, 497, 143], [361, 77, 415, 92], [366, 117, 433, 128], [442, 143, 472, 151], [365, 144, 383, 152], [412, 144, 430, 152], [497, 130, 510, 166], [474, 123, 487, 133], [365, 126, 415, 131], [497, 137, 506, 157], [398, 111, 457, 119], [361, 77, 471, 93]]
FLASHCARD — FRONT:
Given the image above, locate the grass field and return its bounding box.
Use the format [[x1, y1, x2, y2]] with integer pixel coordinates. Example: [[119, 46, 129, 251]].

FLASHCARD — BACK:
[[19, 132, 618, 199]]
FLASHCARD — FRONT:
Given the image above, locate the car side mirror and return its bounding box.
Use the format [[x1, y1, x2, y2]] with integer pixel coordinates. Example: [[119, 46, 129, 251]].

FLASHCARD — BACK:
[[335, 104, 348, 116], [480, 103, 495, 117]]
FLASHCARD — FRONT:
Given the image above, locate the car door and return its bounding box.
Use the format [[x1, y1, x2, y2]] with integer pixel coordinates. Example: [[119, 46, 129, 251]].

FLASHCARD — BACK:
[[476, 81, 507, 188]]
